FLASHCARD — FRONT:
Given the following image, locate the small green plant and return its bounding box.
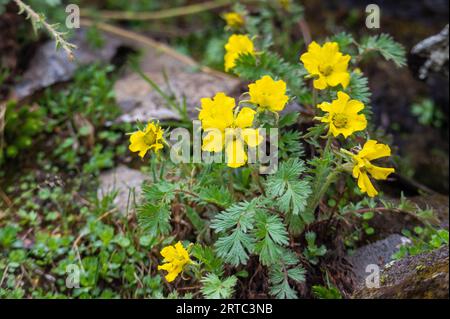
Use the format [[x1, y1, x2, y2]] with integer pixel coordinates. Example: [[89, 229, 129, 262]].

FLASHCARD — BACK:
[[303, 232, 327, 265], [393, 226, 449, 260], [411, 99, 444, 128], [37, 64, 123, 174], [312, 285, 342, 299], [0, 100, 45, 164]]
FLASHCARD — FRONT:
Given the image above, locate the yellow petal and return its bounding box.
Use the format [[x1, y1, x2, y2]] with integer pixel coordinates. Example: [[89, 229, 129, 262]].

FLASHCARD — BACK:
[[242, 128, 263, 147], [359, 140, 392, 161], [317, 101, 332, 113], [160, 246, 177, 261], [164, 270, 180, 283], [158, 263, 174, 272], [358, 172, 378, 197], [368, 165, 395, 180], [202, 130, 224, 152], [235, 107, 256, 128], [345, 99, 365, 114], [313, 75, 327, 90], [225, 139, 247, 168], [224, 34, 255, 71], [326, 72, 350, 88], [175, 242, 191, 262]]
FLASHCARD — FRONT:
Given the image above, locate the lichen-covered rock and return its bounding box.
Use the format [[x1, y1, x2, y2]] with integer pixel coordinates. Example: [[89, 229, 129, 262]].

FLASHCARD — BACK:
[[353, 245, 449, 299]]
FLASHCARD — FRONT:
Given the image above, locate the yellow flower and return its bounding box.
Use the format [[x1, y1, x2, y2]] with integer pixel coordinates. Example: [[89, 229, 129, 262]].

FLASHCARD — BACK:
[[278, 0, 292, 10], [248, 75, 289, 112], [129, 122, 164, 158], [223, 12, 245, 29], [158, 241, 192, 283], [316, 91, 367, 138], [199, 92, 235, 131], [224, 34, 255, 72], [351, 140, 395, 197], [198, 92, 263, 168], [300, 41, 351, 90]]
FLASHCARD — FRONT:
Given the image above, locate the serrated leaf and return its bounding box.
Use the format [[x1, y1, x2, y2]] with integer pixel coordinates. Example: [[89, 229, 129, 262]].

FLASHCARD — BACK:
[[201, 274, 237, 299], [265, 158, 311, 217], [211, 200, 258, 266], [137, 203, 171, 237], [360, 34, 407, 67], [254, 212, 289, 266]]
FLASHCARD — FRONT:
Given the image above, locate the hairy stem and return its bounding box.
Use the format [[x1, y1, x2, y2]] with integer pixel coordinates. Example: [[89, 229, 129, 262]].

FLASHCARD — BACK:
[[13, 0, 77, 59]]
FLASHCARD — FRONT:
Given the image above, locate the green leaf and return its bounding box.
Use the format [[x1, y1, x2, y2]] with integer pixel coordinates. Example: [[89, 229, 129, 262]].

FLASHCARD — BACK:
[[191, 245, 224, 276], [137, 203, 171, 237], [345, 72, 372, 108], [303, 231, 327, 265], [279, 112, 300, 127], [201, 273, 237, 299], [360, 34, 407, 67], [142, 181, 177, 204], [254, 211, 289, 266], [312, 285, 342, 299], [279, 130, 305, 160], [184, 206, 206, 232], [211, 200, 258, 266], [268, 250, 305, 299], [196, 185, 234, 208], [330, 32, 355, 54], [265, 158, 311, 217]]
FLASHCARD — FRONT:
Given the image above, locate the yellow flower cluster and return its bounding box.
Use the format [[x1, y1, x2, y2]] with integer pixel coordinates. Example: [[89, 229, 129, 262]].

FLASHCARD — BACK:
[[128, 122, 164, 158], [223, 12, 245, 29], [198, 75, 288, 168], [298, 41, 395, 197], [224, 34, 255, 72], [158, 241, 192, 283]]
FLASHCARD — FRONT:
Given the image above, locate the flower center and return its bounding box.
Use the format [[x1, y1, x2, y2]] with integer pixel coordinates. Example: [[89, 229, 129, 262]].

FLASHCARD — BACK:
[[332, 113, 348, 129], [143, 131, 157, 145], [319, 65, 334, 76]]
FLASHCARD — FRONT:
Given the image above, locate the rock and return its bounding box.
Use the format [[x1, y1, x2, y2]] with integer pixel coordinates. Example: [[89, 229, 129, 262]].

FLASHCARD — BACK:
[[97, 165, 148, 215], [13, 23, 241, 122], [12, 29, 122, 99], [112, 30, 241, 122], [349, 234, 411, 288], [411, 25, 449, 80], [353, 245, 449, 299]]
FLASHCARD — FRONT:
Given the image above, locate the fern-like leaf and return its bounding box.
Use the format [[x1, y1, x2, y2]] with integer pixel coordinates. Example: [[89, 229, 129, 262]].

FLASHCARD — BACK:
[[201, 273, 237, 299], [265, 158, 312, 217], [211, 200, 258, 266], [253, 211, 289, 266], [360, 34, 407, 67], [137, 203, 171, 237]]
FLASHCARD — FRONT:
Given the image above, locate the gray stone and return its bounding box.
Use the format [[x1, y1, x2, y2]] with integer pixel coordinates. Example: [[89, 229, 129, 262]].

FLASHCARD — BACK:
[[411, 24, 449, 80], [349, 234, 411, 288], [12, 29, 122, 99], [114, 41, 241, 122], [97, 165, 148, 215]]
